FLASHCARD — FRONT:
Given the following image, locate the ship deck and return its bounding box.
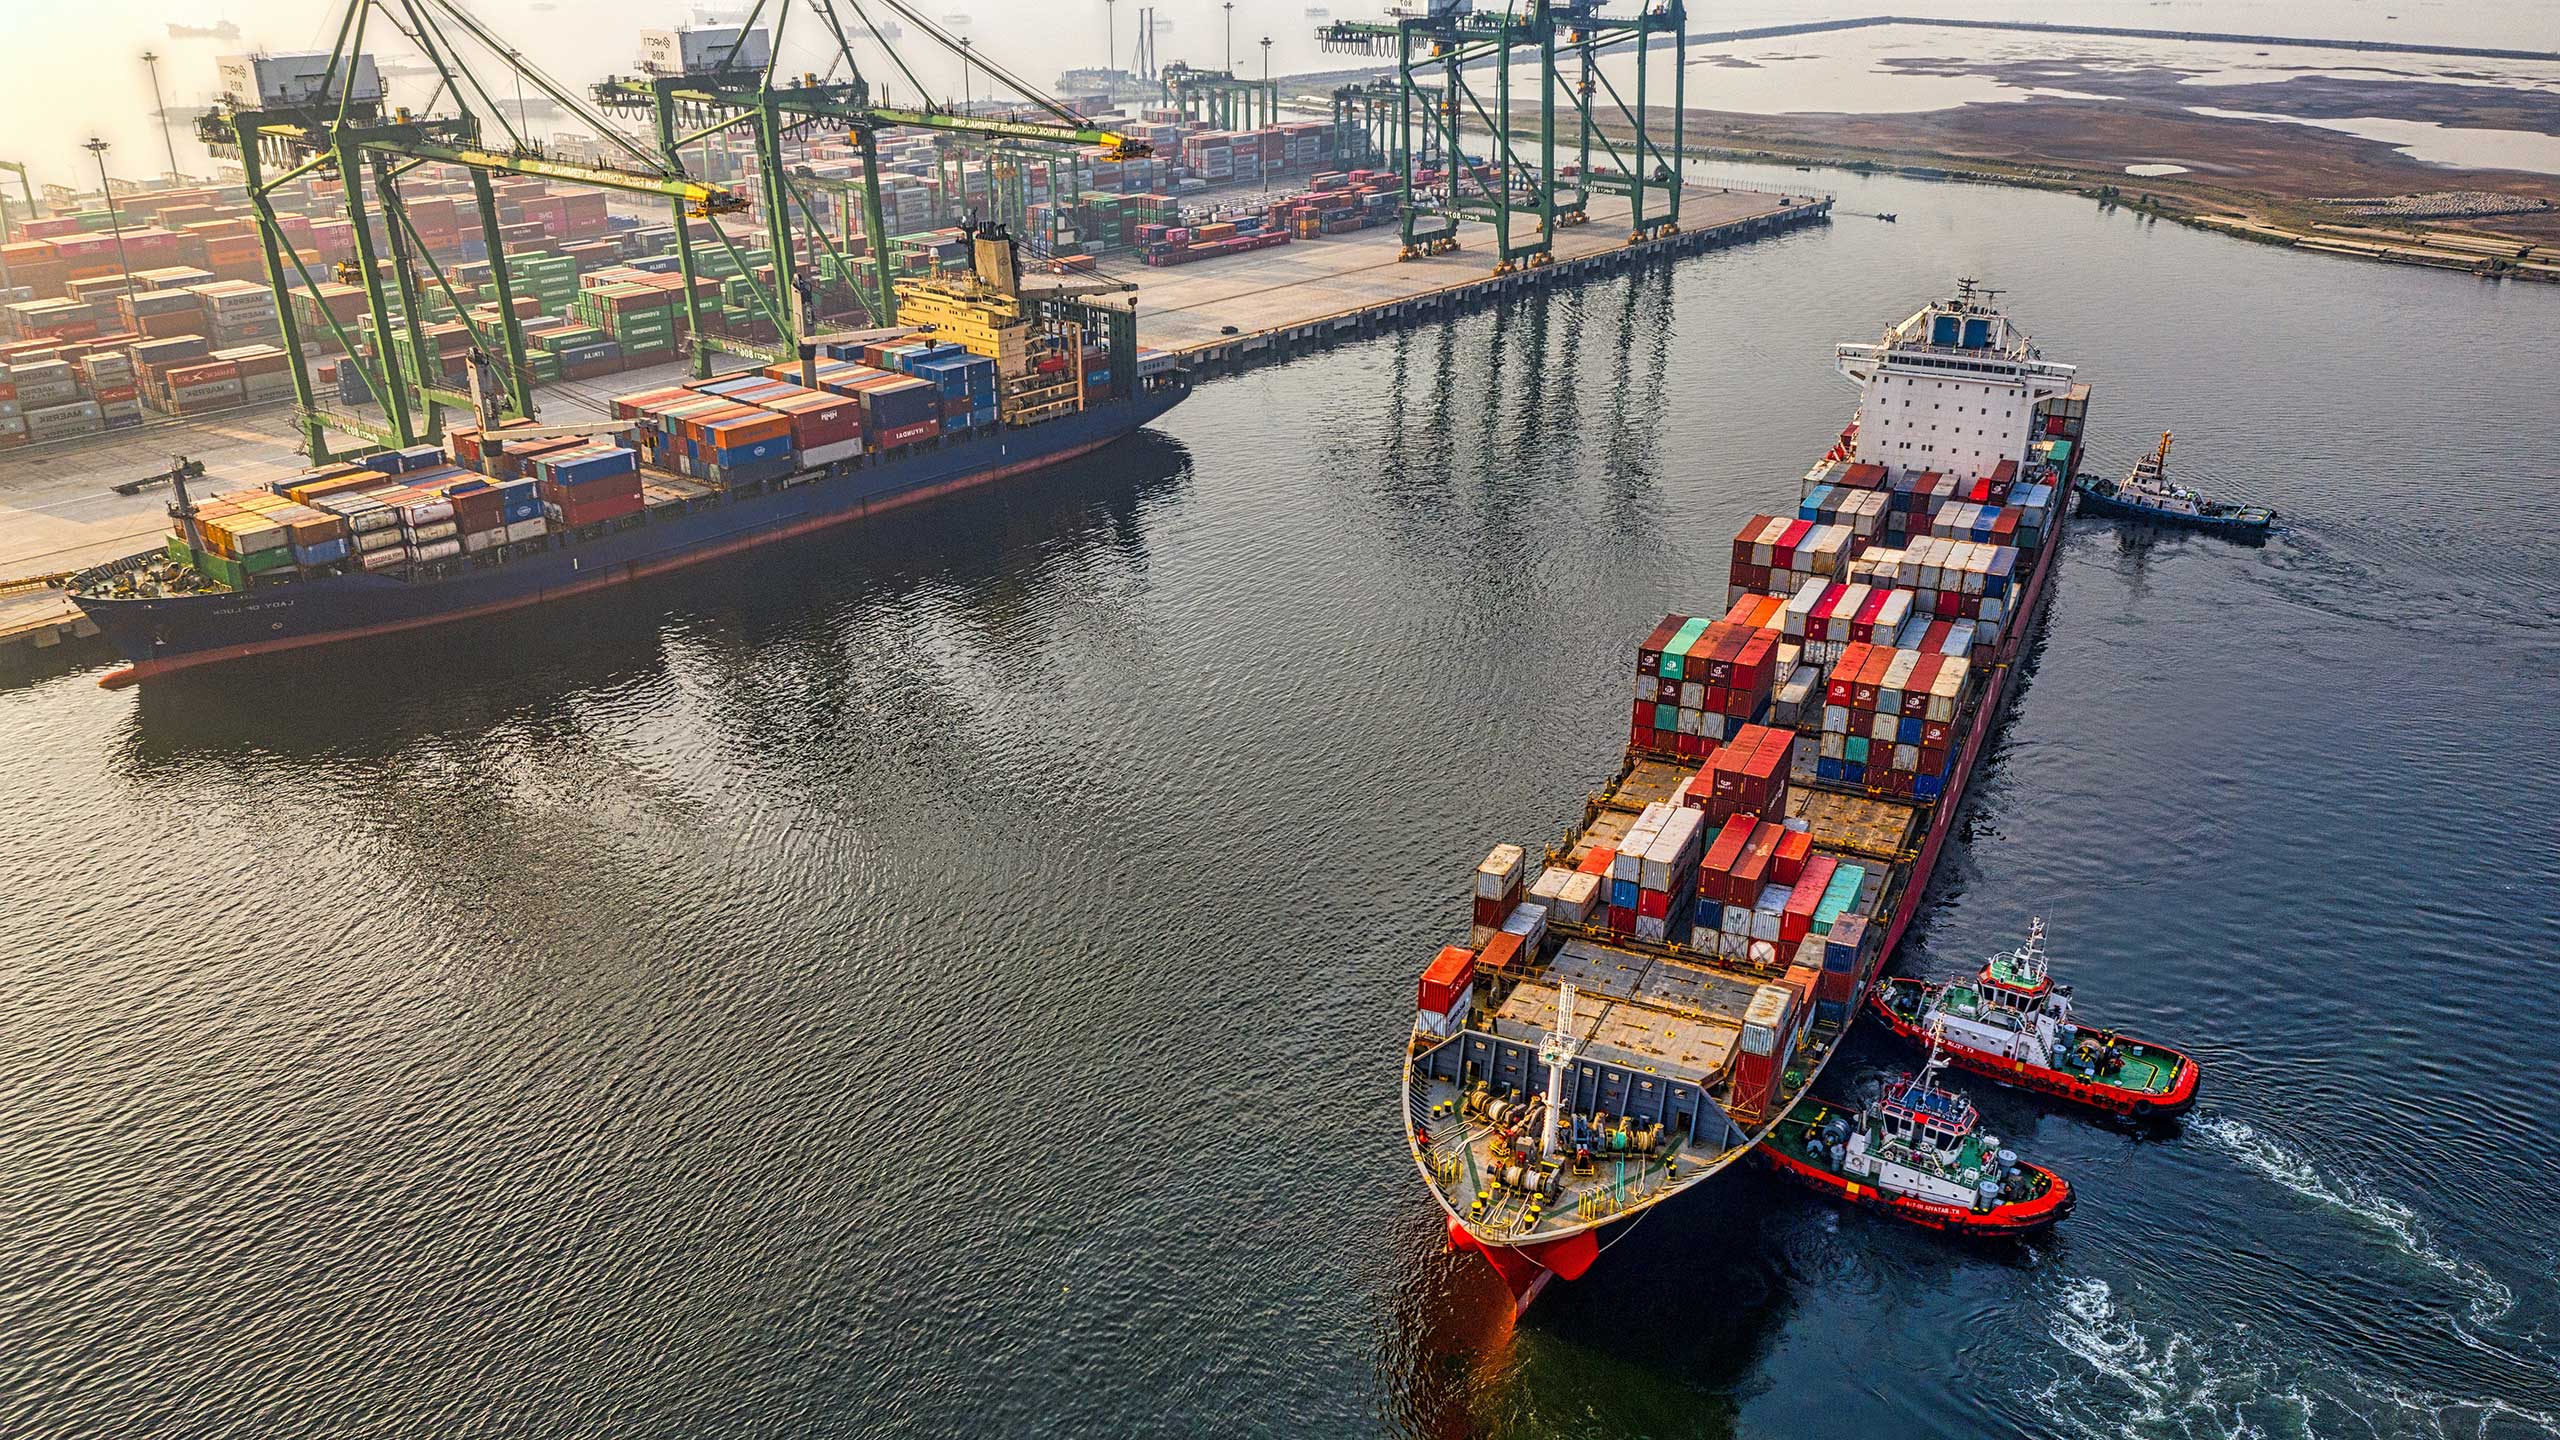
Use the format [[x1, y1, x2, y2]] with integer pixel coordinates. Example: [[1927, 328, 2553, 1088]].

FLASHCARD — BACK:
[[1409, 753, 1917, 1243]]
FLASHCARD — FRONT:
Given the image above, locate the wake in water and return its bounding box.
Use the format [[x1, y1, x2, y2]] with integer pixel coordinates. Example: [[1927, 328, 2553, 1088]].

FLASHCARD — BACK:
[[2193, 1115, 2515, 1330], [2032, 1276, 2560, 1440]]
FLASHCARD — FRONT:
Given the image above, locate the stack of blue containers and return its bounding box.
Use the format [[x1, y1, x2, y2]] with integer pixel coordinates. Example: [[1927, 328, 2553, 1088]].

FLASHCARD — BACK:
[[905, 348, 1000, 432]]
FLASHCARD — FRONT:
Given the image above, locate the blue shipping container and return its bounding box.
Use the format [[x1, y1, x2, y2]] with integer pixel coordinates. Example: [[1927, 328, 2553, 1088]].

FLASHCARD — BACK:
[[711, 435, 793, 467], [293, 537, 351, 566]]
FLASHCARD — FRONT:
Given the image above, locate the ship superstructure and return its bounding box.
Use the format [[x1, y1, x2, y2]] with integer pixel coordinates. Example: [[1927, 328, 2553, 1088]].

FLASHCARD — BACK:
[[1405, 288, 2090, 1307]]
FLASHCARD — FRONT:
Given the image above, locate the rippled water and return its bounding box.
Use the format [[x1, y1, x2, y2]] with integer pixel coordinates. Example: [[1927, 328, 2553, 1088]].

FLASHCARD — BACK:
[[5, 162, 2557, 1437]]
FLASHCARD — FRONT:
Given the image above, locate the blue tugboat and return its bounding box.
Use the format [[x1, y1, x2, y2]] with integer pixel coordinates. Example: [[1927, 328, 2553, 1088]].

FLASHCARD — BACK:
[[2075, 432, 2274, 540]]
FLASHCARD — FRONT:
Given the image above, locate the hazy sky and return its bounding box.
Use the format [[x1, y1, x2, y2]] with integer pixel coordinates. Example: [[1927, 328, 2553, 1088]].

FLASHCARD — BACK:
[[1, 0, 2550, 192]]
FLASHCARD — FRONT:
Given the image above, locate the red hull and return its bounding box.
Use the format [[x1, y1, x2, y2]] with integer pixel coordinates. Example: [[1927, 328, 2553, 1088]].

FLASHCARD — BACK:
[[1757, 1142, 2073, 1235], [1867, 981, 2200, 1119], [1443, 1214, 1600, 1313]]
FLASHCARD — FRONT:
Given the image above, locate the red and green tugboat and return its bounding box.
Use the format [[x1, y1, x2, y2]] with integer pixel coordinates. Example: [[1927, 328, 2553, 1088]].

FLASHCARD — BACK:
[[1870, 919, 2200, 1119], [1761, 1039, 2072, 1234]]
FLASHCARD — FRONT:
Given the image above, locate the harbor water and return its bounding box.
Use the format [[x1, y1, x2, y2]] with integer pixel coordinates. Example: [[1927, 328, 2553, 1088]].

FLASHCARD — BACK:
[[4, 161, 2556, 1438]]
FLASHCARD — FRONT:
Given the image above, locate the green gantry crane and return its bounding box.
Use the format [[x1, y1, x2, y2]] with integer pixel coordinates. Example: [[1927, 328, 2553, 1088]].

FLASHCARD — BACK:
[[197, 0, 757, 461], [1316, 0, 1687, 270], [1158, 62, 1281, 132], [0, 160, 38, 245], [589, 0, 1153, 379]]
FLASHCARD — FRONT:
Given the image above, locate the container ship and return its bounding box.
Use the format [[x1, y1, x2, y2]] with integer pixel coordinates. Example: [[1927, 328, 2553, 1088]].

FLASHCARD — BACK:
[[1404, 285, 2091, 1308], [70, 229, 1188, 686]]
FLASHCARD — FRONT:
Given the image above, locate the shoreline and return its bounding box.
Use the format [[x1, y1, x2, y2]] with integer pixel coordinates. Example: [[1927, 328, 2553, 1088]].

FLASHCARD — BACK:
[[1667, 136, 2560, 285]]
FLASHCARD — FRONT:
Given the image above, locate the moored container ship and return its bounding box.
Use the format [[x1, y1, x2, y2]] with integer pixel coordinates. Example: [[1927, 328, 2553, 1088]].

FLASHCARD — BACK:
[[70, 229, 1188, 687], [1404, 286, 2091, 1308]]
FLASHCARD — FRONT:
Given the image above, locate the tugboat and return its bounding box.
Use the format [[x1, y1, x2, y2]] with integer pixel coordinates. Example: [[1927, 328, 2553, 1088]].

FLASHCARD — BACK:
[[2075, 431, 2275, 539], [1870, 919, 2201, 1119], [1761, 1036, 2073, 1235]]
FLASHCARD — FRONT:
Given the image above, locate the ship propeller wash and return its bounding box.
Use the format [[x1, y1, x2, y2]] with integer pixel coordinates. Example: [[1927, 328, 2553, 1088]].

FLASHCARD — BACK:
[[1404, 285, 2092, 1307]]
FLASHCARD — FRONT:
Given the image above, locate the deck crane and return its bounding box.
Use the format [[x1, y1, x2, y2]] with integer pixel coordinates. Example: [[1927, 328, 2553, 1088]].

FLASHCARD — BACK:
[[1314, 1, 1687, 269], [197, 0, 755, 461], [588, 0, 1158, 380]]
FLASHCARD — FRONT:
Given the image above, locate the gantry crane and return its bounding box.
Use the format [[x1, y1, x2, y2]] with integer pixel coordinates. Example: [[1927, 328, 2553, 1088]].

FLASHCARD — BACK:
[[588, 0, 1154, 378], [1316, 0, 1686, 270], [0, 160, 40, 245], [198, 0, 755, 460]]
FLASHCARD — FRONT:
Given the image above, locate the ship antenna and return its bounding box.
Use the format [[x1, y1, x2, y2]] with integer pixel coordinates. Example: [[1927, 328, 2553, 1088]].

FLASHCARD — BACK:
[[1539, 984, 1583, 1160]]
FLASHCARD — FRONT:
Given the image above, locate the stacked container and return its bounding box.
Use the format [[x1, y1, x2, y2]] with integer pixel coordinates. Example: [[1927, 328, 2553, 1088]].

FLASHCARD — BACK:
[[1726, 515, 1854, 603], [1690, 723, 1794, 828], [1815, 641, 1972, 797], [1607, 801, 1703, 944], [534, 445, 644, 528], [1631, 614, 1779, 758], [1471, 843, 1525, 952], [1695, 814, 1809, 963], [1845, 537, 2019, 646]]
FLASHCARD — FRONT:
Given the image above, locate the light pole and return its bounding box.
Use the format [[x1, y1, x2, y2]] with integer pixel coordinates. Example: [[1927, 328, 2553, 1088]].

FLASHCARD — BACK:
[[960, 36, 973, 115], [84, 138, 138, 312], [1260, 37, 1273, 128], [1223, 2, 1235, 73], [1105, 0, 1115, 75], [141, 50, 181, 180]]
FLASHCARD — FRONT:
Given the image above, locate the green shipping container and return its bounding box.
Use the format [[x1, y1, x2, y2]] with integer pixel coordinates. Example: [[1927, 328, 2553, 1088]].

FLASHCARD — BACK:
[[242, 544, 298, 576], [198, 551, 248, 590]]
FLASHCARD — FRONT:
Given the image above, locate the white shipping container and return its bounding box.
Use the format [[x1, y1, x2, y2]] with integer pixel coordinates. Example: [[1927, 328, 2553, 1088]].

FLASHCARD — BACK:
[[1474, 842, 1525, 898], [409, 538, 461, 563], [504, 518, 549, 543], [1555, 872, 1600, 925], [355, 527, 404, 553], [405, 519, 459, 545]]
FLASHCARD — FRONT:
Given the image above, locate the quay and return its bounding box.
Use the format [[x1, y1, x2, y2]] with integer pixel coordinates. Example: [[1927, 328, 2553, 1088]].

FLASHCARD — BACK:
[[0, 185, 1828, 676]]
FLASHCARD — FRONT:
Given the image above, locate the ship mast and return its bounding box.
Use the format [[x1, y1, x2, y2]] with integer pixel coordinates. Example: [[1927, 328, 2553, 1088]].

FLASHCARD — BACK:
[[1540, 984, 1581, 1159]]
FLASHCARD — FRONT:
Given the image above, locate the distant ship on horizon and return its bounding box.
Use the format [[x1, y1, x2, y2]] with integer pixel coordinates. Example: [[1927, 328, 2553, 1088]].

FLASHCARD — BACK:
[[167, 20, 242, 41]]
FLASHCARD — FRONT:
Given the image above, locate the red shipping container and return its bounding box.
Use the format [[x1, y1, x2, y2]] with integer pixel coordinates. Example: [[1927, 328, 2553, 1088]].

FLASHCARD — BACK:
[[1817, 965, 1857, 1005], [1471, 892, 1517, 929], [1773, 827, 1812, 886], [1630, 724, 1658, 751], [555, 489, 644, 527], [1637, 889, 1671, 921], [1577, 846, 1615, 878], [1605, 904, 1636, 933], [1418, 945, 1474, 1014]]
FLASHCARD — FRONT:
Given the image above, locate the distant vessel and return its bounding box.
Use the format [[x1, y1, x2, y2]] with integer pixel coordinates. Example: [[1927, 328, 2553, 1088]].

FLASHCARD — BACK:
[[2075, 431, 2274, 539], [1870, 919, 2200, 1119], [1761, 1038, 2074, 1234], [167, 20, 243, 40]]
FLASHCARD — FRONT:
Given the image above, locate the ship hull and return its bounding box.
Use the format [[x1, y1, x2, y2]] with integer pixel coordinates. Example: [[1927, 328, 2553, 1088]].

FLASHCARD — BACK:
[[76, 388, 1185, 687], [2072, 478, 2272, 539], [1868, 978, 2200, 1119], [1416, 427, 2079, 1305]]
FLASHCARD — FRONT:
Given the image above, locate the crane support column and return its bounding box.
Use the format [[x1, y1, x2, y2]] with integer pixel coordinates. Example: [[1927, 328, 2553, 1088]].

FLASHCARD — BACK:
[[372, 155, 445, 441], [468, 167, 535, 419], [857, 128, 897, 327], [336, 134, 416, 446], [232, 121, 331, 462], [653, 79, 718, 380], [1668, 2, 1687, 231], [750, 93, 806, 379]]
